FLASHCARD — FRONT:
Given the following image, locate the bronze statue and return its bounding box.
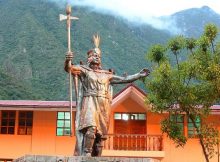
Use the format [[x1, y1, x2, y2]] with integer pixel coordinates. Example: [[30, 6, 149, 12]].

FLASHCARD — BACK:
[[64, 34, 150, 157]]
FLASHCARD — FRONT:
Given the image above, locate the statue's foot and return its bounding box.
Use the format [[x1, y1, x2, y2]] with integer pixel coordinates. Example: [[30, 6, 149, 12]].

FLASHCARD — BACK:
[[85, 152, 92, 157]]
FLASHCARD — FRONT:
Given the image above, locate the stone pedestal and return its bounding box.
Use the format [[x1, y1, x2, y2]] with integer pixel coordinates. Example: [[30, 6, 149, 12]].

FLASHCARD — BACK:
[[13, 155, 160, 162]]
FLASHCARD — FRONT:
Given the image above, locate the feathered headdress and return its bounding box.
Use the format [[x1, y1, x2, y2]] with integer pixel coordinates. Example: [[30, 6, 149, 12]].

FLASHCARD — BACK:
[[93, 34, 100, 48], [92, 34, 101, 56]]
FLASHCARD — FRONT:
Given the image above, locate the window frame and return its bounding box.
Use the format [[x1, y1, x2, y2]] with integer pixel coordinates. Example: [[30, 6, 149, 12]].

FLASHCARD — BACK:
[[0, 111, 16, 135], [18, 111, 33, 135], [187, 116, 201, 138], [169, 114, 201, 138], [170, 114, 185, 134], [56, 111, 71, 136]]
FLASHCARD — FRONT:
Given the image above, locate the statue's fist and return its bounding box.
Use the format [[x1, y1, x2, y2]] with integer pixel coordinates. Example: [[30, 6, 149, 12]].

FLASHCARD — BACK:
[[66, 52, 73, 61], [140, 68, 150, 77]]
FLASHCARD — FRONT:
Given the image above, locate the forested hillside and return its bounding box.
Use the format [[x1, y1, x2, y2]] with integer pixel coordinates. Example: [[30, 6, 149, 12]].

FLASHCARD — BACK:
[[171, 6, 220, 37], [0, 0, 219, 100]]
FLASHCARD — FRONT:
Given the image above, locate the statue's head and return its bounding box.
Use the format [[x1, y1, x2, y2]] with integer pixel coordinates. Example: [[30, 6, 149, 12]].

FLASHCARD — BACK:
[[87, 34, 102, 68]]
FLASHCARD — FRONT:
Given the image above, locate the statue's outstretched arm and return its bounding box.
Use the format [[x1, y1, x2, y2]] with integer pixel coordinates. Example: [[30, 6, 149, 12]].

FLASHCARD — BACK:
[[110, 68, 150, 84]]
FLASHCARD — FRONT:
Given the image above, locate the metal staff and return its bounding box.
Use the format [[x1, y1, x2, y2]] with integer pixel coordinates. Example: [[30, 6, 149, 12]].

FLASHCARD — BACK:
[[59, 5, 79, 136]]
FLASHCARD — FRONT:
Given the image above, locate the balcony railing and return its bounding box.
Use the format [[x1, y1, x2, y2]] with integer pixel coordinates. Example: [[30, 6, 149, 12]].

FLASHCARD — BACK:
[[103, 134, 163, 151]]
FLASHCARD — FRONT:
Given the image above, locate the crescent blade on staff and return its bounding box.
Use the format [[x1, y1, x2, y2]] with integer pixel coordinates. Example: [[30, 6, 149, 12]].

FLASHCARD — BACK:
[[59, 4, 79, 137]]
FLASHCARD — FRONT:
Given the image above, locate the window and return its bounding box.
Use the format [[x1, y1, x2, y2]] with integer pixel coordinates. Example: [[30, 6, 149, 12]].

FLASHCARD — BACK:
[[170, 114, 184, 134], [169, 114, 201, 138], [0, 111, 16, 134], [114, 113, 146, 120], [56, 112, 71, 136], [18, 111, 33, 135], [188, 116, 201, 138]]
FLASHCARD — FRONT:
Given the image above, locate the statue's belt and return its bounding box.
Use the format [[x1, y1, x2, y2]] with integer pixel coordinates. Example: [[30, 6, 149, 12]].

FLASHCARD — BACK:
[[83, 91, 110, 98]]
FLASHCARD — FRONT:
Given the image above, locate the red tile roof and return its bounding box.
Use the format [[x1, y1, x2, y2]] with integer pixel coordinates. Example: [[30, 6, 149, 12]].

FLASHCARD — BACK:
[[211, 105, 220, 110], [113, 83, 146, 99], [0, 100, 76, 108]]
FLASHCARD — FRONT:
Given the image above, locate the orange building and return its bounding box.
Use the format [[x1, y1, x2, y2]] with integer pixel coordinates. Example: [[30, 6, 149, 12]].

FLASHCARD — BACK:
[[0, 84, 220, 162]]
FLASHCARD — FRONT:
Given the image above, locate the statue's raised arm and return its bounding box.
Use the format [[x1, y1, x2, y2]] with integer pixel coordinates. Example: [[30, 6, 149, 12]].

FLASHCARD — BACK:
[[64, 52, 82, 75]]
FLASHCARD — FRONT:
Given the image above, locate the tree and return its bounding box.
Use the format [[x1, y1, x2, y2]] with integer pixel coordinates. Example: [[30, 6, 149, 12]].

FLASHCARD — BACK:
[[145, 24, 220, 162]]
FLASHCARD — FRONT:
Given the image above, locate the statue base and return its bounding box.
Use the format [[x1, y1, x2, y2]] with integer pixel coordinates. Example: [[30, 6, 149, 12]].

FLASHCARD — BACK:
[[13, 155, 160, 162]]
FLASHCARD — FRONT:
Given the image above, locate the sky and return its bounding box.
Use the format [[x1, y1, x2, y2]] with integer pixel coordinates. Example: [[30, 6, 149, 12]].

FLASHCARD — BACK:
[[60, 0, 220, 33]]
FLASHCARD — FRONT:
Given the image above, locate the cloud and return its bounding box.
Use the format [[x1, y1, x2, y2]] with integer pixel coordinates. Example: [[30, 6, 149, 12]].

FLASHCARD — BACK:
[[54, 0, 219, 34], [60, 0, 182, 34], [56, 0, 220, 16]]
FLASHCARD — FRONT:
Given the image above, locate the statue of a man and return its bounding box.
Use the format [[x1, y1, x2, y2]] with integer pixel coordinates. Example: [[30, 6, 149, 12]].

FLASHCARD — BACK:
[[64, 34, 149, 157]]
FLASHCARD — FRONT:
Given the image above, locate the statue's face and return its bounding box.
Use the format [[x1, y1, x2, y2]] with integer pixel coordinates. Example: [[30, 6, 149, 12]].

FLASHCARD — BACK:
[[91, 52, 101, 65], [87, 48, 102, 67]]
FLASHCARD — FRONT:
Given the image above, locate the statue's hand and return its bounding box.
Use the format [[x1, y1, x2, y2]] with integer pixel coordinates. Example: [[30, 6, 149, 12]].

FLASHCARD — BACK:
[[139, 68, 150, 77], [66, 52, 73, 61]]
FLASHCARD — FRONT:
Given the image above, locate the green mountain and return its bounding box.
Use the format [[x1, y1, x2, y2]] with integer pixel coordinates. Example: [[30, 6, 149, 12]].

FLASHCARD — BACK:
[[0, 69, 40, 99], [0, 0, 170, 100], [0, 0, 219, 100], [0, 0, 69, 100], [171, 6, 220, 37]]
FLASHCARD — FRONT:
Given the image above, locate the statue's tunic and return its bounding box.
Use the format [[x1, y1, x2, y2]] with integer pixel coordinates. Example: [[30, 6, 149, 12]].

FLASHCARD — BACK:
[[77, 65, 113, 136]]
